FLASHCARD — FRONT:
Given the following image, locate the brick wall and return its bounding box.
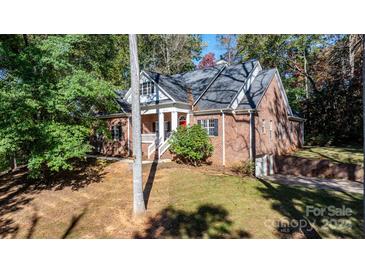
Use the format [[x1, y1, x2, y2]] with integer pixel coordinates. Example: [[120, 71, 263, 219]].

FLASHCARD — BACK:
[[97, 77, 303, 165], [191, 113, 223, 165], [98, 117, 130, 157], [255, 77, 302, 157]]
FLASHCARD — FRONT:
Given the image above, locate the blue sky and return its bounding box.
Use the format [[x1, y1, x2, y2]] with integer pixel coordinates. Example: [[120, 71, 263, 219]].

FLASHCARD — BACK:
[[195, 34, 226, 64]]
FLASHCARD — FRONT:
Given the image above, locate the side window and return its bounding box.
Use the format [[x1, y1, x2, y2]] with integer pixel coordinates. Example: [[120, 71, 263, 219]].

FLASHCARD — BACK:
[[111, 124, 122, 141], [198, 119, 218, 136], [261, 119, 266, 134], [140, 81, 155, 96]]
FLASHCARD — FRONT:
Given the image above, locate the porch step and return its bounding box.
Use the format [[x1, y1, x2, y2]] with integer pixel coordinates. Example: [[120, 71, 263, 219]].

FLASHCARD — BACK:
[[142, 149, 158, 160]]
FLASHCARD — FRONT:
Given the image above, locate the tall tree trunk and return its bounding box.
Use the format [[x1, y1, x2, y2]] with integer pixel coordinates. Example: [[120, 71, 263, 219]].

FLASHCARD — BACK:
[[304, 50, 309, 98], [129, 34, 146, 215], [362, 34, 365, 237], [349, 34, 356, 79]]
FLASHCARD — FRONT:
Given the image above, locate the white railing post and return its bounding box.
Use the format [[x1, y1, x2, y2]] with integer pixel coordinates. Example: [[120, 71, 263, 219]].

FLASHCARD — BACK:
[[158, 110, 165, 143], [171, 111, 178, 132]]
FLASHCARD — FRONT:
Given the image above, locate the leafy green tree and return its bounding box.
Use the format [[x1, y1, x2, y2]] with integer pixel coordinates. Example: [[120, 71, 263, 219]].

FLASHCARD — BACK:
[[169, 125, 213, 166], [0, 35, 117, 178], [0, 34, 204, 176]]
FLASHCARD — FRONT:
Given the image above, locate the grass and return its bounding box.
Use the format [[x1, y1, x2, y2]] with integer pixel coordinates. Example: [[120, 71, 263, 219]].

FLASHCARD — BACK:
[[0, 160, 363, 239], [293, 145, 363, 166]]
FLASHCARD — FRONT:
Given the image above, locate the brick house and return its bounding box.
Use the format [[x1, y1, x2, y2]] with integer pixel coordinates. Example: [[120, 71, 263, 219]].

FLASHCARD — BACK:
[[96, 60, 304, 170]]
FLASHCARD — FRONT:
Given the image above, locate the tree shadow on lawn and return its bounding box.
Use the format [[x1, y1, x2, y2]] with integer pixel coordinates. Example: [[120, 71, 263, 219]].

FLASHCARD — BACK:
[[0, 158, 106, 239], [256, 178, 363, 239], [134, 204, 251, 239]]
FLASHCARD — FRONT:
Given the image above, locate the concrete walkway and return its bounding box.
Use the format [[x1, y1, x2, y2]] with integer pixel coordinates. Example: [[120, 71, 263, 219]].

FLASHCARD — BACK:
[[263, 174, 363, 194]]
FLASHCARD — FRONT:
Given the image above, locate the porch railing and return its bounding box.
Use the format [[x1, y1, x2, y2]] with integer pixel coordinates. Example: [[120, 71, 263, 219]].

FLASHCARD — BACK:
[[142, 133, 157, 143], [158, 136, 171, 159], [147, 136, 162, 159]]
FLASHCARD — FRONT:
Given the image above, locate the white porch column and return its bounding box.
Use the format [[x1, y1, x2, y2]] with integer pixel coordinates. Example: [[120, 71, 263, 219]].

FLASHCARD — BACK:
[[158, 110, 165, 143], [186, 112, 190, 126], [171, 110, 178, 131]]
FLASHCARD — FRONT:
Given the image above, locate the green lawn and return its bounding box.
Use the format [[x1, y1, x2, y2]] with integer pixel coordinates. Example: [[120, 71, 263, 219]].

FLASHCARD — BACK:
[[139, 165, 363, 239], [1, 161, 363, 239], [293, 146, 363, 166]]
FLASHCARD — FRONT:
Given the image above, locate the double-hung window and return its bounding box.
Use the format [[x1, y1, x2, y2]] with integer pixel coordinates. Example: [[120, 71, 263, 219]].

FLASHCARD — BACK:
[[140, 81, 155, 96], [198, 119, 218, 136], [111, 124, 122, 141]]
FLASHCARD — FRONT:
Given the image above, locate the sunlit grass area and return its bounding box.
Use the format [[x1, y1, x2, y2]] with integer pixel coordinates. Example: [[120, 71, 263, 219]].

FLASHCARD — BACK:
[[1, 161, 362, 239], [293, 146, 363, 165]]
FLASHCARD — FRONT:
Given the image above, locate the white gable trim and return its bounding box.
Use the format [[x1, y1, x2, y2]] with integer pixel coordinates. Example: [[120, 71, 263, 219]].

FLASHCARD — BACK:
[[230, 61, 262, 110], [255, 69, 293, 116], [124, 71, 176, 103]]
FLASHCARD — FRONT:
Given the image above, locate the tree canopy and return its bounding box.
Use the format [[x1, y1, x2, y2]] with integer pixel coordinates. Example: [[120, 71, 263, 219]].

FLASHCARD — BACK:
[[236, 34, 363, 145], [0, 34, 203, 176]]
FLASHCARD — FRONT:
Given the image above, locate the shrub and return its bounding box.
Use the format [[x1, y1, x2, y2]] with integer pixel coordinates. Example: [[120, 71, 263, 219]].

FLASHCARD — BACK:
[[169, 125, 213, 166], [230, 160, 254, 177]]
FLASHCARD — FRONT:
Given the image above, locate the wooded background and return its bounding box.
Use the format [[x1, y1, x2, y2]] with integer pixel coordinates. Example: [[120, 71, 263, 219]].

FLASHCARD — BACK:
[[0, 34, 363, 176]]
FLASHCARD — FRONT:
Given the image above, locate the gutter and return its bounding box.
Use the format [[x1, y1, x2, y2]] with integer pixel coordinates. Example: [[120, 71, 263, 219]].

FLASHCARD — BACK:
[[233, 108, 255, 114], [221, 110, 226, 166], [193, 108, 233, 115], [97, 112, 131, 119], [249, 109, 256, 162], [288, 115, 306, 122]]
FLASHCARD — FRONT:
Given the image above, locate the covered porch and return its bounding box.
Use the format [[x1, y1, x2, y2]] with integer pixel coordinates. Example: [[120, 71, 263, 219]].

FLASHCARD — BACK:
[[140, 107, 190, 159]]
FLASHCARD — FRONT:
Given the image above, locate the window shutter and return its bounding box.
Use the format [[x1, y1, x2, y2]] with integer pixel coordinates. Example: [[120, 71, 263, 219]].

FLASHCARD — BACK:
[[214, 119, 218, 136], [111, 126, 115, 140], [118, 125, 122, 140]]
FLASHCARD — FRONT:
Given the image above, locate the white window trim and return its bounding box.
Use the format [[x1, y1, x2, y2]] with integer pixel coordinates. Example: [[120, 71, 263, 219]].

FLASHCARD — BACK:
[[140, 81, 155, 96], [198, 119, 218, 137]]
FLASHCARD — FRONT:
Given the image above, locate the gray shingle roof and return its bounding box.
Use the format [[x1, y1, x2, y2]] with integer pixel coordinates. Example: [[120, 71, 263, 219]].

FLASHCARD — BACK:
[[114, 61, 292, 115], [115, 90, 131, 113], [144, 65, 225, 103], [173, 65, 225, 102], [195, 61, 257, 110], [144, 71, 187, 102], [237, 69, 276, 110]]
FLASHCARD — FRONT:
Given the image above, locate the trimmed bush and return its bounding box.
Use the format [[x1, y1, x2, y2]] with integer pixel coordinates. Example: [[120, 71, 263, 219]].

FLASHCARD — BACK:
[[231, 160, 254, 177], [169, 125, 213, 166]]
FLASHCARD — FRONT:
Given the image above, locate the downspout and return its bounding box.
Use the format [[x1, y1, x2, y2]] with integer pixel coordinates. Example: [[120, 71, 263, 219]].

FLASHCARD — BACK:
[[221, 110, 226, 166], [249, 110, 256, 162], [127, 117, 130, 156]]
